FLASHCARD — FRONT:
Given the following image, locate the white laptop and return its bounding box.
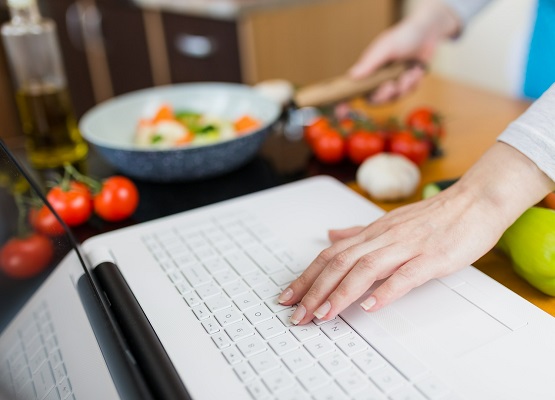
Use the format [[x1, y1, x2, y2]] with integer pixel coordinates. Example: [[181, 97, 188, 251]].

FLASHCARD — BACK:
[[1, 140, 555, 400]]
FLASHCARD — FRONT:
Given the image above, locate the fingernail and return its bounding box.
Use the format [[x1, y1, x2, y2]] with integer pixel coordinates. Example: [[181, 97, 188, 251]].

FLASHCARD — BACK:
[[278, 288, 294, 304], [313, 301, 331, 319], [290, 304, 306, 325], [360, 296, 376, 311]]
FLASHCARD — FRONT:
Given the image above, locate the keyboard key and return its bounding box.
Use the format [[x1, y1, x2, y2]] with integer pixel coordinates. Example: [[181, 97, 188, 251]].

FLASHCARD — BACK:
[[312, 382, 349, 400], [265, 296, 291, 313], [212, 332, 232, 349], [17, 381, 36, 400], [222, 346, 243, 365], [213, 268, 239, 286], [304, 336, 335, 358], [44, 388, 62, 400], [175, 280, 192, 295], [58, 377, 72, 399], [29, 348, 48, 373], [319, 352, 352, 375], [237, 336, 267, 358], [226, 252, 258, 275], [225, 321, 255, 342], [336, 334, 368, 356], [296, 364, 330, 390], [321, 319, 352, 340], [246, 245, 284, 275], [234, 292, 261, 311], [335, 368, 370, 395], [246, 379, 271, 399], [203, 257, 230, 274], [282, 348, 314, 372], [181, 264, 211, 287], [196, 283, 221, 299], [191, 304, 211, 321], [214, 307, 243, 327], [234, 362, 256, 383], [223, 281, 250, 298], [25, 335, 42, 359], [270, 269, 296, 287], [243, 270, 268, 288], [248, 351, 279, 374], [33, 361, 55, 399], [244, 304, 273, 325], [201, 317, 221, 334], [254, 281, 281, 300], [52, 363, 67, 384], [313, 316, 336, 326], [352, 387, 388, 400], [289, 323, 320, 342], [204, 294, 233, 312], [262, 368, 296, 392], [183, 291, 202, 307], [256, 318, 286, 340], [268, 332, 299, 356], [276, 307, 297, 327], [370, 365, 406, 394], [277, 384, 311, 400], [49, 350, 63, 368], [352, 350, 387, 373]]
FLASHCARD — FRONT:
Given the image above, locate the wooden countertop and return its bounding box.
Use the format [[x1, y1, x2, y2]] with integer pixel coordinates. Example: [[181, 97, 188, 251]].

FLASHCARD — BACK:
[[348, 74, 555, 316]]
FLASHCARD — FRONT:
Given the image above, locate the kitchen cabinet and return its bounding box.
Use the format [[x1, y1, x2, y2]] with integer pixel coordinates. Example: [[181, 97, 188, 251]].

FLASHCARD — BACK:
[[0, 0, 398, 138]]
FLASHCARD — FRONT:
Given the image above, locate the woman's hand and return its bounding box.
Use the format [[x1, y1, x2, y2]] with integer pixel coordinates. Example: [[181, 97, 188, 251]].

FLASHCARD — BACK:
[[350, 2, 461, 103], [278, 143, 555, 325]]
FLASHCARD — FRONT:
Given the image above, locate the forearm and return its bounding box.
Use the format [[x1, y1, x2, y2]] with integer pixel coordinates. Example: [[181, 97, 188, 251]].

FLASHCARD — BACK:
[[451, 142, 555, 229]]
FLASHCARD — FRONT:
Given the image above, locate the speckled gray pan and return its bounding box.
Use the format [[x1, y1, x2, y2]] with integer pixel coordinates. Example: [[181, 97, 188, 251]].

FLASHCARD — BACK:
[[79, 83, 281, 182]]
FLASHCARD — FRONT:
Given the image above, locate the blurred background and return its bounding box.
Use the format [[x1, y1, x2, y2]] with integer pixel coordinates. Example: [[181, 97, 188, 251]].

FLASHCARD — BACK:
[[0, 0, 535, 147]]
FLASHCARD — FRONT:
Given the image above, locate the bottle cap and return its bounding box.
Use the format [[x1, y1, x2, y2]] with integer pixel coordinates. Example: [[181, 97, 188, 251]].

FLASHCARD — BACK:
[[7, 0, 35, 9]]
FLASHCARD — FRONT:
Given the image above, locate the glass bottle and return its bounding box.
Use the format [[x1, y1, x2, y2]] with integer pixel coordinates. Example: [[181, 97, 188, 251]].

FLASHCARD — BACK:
[[1, 0, 87, 169]]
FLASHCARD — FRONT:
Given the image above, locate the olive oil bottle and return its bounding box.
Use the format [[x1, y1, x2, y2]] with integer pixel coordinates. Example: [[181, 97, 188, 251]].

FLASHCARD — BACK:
[[1, 0, 87, 168]]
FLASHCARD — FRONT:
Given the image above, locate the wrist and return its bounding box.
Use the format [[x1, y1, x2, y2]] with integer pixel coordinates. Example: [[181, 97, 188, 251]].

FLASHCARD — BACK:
[[408, 1, 462, 40]]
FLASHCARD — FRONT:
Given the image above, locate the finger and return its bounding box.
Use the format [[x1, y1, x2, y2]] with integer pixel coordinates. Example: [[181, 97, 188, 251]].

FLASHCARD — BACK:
[[349, 35, 394, 79], [359, 255, 432, 312], [292, 238, 391, 325], [369, 80, 398, 104], [278, 234, 366, 306], [328, 226, 365, 243], [311, 244, 413, 321], [397, 66, 426, 96]]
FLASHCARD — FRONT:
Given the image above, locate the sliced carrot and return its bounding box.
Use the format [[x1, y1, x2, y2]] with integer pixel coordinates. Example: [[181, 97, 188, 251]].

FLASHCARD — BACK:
[[152, 104, 174, 124], [234, 115, 261, 135], [174, 131, 194, 145]]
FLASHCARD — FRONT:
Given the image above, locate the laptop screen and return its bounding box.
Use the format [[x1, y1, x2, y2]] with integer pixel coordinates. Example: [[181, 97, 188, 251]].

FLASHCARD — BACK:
[[0, 143, 79, 332]]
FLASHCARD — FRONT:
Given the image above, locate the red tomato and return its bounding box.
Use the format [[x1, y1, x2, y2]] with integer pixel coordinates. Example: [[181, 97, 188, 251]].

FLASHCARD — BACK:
[[406, 107, 444, 140], [94, 176, 139, 222], [544, 192, 555, 210], [304, 117, 330, 145], [0, 234, 54, 279], [29, 206, 65, 236], [346, 130, 385, 164], [47, 182, 93, 227], [312, 129, 346, 164], [390, 131, 430, 166]]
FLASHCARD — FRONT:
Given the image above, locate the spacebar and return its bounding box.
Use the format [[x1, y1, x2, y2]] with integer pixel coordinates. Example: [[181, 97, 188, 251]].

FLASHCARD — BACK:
[[340, 306, 428, 382]]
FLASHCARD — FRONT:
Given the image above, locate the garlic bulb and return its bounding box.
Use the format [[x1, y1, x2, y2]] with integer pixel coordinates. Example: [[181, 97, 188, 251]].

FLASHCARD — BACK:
[[356, 153, 421, 201]]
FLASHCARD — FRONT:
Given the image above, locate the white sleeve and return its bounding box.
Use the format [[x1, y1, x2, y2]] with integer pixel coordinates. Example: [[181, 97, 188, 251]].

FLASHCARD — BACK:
[[497, 84, 555, 183], [441, 0, 494, 27]]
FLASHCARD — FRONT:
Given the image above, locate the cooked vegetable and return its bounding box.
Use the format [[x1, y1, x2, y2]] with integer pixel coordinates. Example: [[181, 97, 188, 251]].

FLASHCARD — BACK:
[[497, 207, 555, 296], [356, 153, 421, 201], [135, 103, 260, 148]]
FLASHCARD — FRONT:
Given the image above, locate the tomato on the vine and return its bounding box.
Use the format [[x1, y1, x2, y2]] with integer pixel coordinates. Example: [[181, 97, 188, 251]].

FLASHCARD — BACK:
[[47, 181, 93, 227], [0, 234, 54, 279], [304, 117, 330, 145], [94, 176, 139, 222], [29, 205, 65, 236], [406, 107, 444, 140], [346, 130, 385, 164], [390, 130, 430, 166], [312, 129, 346, 164]]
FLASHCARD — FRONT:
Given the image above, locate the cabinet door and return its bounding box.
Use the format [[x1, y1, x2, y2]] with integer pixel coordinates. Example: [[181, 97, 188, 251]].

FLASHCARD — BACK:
[[162, 13, 241, 83]]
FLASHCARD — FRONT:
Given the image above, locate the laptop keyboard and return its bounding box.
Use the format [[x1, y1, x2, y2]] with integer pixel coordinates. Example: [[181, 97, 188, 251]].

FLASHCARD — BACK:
[[1, 302, 74, 400], [143, 214, 452, 400]]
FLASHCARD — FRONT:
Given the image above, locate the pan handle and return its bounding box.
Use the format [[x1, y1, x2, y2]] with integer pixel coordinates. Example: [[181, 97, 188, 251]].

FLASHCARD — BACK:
[[293, 60, 424, 108]]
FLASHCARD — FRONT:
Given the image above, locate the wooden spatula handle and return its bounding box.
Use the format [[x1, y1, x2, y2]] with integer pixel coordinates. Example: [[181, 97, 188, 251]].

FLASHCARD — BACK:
[[293, 61, 419, 108]]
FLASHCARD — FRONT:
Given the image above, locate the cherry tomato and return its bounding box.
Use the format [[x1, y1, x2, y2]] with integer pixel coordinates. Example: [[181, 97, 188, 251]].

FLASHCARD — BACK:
[[47, 181, 93, 227], [406, 107, 444, 140], [94, 176, 139, 222], [304, 117, 330, 145], [346, 130, 385, 164], [312, 129, 346, 164], [0, 234, 54, 279], [390, 130, 430, 166], [29, 206, 65, 236]]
